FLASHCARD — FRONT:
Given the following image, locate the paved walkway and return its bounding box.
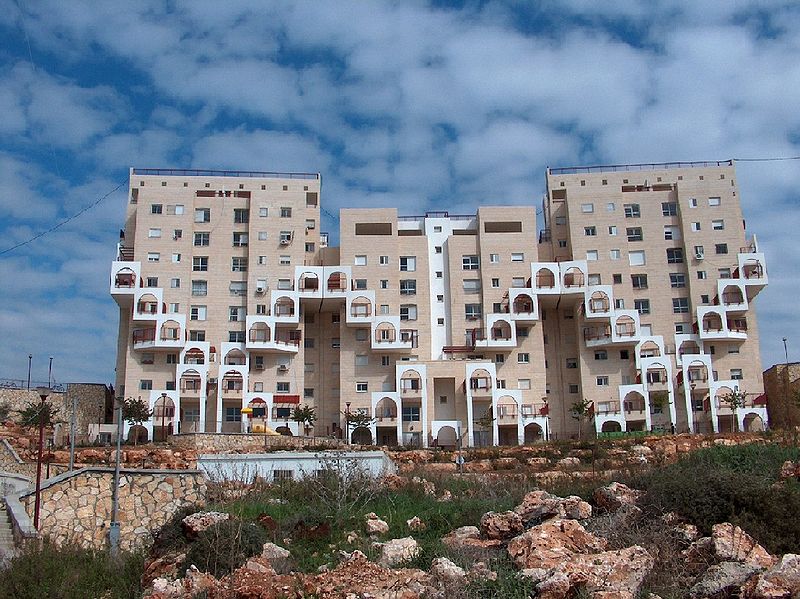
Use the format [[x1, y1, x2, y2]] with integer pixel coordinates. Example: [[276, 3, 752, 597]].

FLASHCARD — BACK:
[[0, 472, 32, 563]]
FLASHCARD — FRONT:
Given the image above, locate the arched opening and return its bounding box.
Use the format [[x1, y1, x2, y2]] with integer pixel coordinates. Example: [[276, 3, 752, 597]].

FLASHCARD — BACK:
[[563, 267, 584, 288], [589, 291, 610, 314], [400, 370, 422, 395], [183, 348, 205, 364], [722, 285, 744, 306], [714, 386, 735, 411], [327, 271, 347, 292], [469, 368, 492, 394], [497, 396, 519, 446], [153, 395, 175, 442], [275, 426, 293, 437], [436, 426, 457, 449], [615, 315, 636, 337], [678, 340, 701, 357], [743, 259, 764, 279], [513, 294, 534, 314], [160, 320, 181, 341], [375, 398, 398, 421], [127, 424, 148, 445], [703, 312, 723, 332], [299, 272, 319, 291], [351, 296, 372, 317], [623, 391, 646, 413], [743, 413, 765, 432], [640, 340, 661, 358], [247, 398, 268, 433], [535, 268, 556, 289], [646, 365, 668, 386], [180, 370, 202, 395], [601, 420, 622, 433], [274, 297, 295, 317], [114, 267, 137, 288], [136, 293, 159, 315], [222, 371, 244, 394], [351, 426, 373, 445], [249, 322, 271, 343], [524, 423, 543, 444], [375, 322, 396, 342], [687, 362, 709, 384], [224, 349, 246, 365], [491, 320, 512, 341]]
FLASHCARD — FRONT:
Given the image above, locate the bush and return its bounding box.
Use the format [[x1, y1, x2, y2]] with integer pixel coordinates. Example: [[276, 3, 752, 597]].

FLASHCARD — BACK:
[[183, 518, 267, 577], [0, 541, 144, 599]]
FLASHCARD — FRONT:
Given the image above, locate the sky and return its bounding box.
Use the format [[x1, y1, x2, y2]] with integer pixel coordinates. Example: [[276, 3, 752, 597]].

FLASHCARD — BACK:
[[0, 0, 798, 386]]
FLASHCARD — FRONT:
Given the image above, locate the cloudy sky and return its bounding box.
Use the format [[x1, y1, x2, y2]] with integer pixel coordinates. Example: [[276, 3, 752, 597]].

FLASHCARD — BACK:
[[0, 0, 798, 386]]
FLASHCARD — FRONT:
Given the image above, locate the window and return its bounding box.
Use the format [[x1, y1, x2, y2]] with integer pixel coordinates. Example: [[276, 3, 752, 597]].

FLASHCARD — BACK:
[[664, 226, 680, 241], [730, 368, 743, 380], [689, 222, 701, 232], [145, 276, 158, 287], [194, 208, 210, 223], [355, 354, 369, 367], [400, 280, 416, 295], [586, 250, 598, 261], [192, 256, 208, 272], [701, 294, 709, 304], [140, 380, 153, 391], [462, 255, 479, 270], [566, 358, 578, 369], [141, 353, 154, 365], [233, 208, 249, 223], [594, 350, 608, 361], [662, 202, 678, 216], [666, 272, 686, 288], [277, 278, 292, 290], [355, 255, 367, 266], [172, 253, 181, 263], [189, 330, 205, 341], [689, 198, 698, 208], [169, 303, 179, 313], [518, 353, 530, 364], [191, 281, 207, 296], [569, 384, 579, 394], [465, 304, 482, 320], [584, 226, 597, 236], [148, 228, 161, 238], [463, 279, 481, 293], [231, 257, 248, 272], [258, 231, 268, 240], [667, 248, 684, 264], [596, 376, 609, 386], [304, 337, 315, 348], [672, 298, 689, 313], [380, 304, 390, 314], [611, 273, 622, 285], [518, 379, 531, 390], [280, 207, 292, 218], [631, 274, 648, 289], [555, 216, 566, 225], [606, 202, 615, 212], [629, 250, 646, 266], [675, 323, 689, 333], [614, 298, 625, 309], [331, 338, 341, 348], [634, 299, 650, 314], [277, 382, 290, 393], [229, 306, 244, 322], [511, 252, 524, 262], [709, 196, 721, 206], [356, 382, 368, 393], [608, 226, 618, 236], [147, 252, 160, 262], [624, 203, 640, 218], [229, 281, 247, 296], [626, 227, 643, 242], [718, 268, 731, 279], [170, 277, 180, 288], [399, 304, 417, 320], [379, 280, 388, 289], [379, 255, 389, 265], [305, 219, 315, 230], [279, 231, 292, 243], [399, 256, 416, 271], [558, 239, 568, 247], [259, 207, 268, 217], [151, 204, 163, 214], [228, 331, 245, 343], [609, 249, 621, 260], [194, 232, 210, 246], [490, 253, 500, 263], [402, 406, 420, 422], [715, 243, 728, 255], [166, 353, 178, 364], [279, 255, 290, 266], [233, 232, 248, 247], [697, 270, 707, 280], [256, 304, 266, 315], [512, 277, 526, 287], [491, 278, 500, 288], [581, 203, 594, 213]]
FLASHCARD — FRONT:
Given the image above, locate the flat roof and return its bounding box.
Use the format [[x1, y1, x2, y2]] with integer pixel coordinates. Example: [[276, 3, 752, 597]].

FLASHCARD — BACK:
[[131, 168, 319, 180], [548, 160, 734, 176]]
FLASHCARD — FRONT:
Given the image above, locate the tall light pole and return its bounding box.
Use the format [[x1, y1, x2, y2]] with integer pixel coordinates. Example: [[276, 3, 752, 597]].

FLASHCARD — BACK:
[[27, 354, 32, 390], [345, 402, 351, 444], [784, 337, 790, 428], [69, 388, 77, 472], [48, 356, 53, 388], [109, 397, 124, 555], [33, 386, 51, 530]]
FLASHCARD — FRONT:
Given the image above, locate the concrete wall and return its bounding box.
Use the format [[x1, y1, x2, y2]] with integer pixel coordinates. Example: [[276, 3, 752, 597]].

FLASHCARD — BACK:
[[15, 467, 206, 551]]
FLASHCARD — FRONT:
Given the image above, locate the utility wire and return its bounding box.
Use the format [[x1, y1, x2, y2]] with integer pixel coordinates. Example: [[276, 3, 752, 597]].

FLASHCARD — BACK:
[[733, 156, 800, 162], [0, 181, 126, 256]]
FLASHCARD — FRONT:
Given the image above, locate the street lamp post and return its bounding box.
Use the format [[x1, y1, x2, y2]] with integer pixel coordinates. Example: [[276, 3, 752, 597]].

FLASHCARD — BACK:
[[27, 354, 32, 390], [783, 337, 791, 428], [345, 402, 351, 444], [109, 397, 124, 555], [48, 356, 53, 388], [33, 386, 51, 530]]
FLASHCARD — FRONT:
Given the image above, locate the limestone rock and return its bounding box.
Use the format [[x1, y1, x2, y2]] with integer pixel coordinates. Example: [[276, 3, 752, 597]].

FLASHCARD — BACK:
[[181, 511, 229, 536], [536, 572, 571, 599], [244, 557, 275, 574], [507, 519, 608, 570], [468, 561, 497, 582], [753, 553, 800, 597], [514, 490, 592, 524], [441, 525, 502, 553], [378, 537, 420, 567], [712, 523, 777, 569], [683, 536, 716, 574], [430, 557, 466, 584], [365, 512, 390, 535], [689, 561, 761, 598], [261, 541, 291, 562], [407, 516, 426, 532], [480, 510, 524, 540], [593, 482, 642, 513], [557, 456, 581, 468], [780, 460, 800, 480]]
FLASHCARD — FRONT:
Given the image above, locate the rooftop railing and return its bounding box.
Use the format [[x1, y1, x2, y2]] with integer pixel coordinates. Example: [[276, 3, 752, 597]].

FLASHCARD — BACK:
[[132, 168, 319, 179], [548, 160, 734, 175]]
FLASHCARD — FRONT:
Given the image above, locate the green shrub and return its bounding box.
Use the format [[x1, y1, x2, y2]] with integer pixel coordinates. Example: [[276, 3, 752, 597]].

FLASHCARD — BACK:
[[183, 518, 267, 577]]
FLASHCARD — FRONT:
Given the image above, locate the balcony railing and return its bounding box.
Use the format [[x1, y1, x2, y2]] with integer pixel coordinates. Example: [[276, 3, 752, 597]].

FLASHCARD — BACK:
[[115, 273, 136, 288], [133, 328, 156, 344], [596, 401, 621, 414]]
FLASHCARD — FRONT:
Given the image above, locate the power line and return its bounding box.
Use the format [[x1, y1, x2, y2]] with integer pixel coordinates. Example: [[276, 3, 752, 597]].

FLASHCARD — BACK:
[[733, 156, 800, 162], [0, 181, 126, 256]]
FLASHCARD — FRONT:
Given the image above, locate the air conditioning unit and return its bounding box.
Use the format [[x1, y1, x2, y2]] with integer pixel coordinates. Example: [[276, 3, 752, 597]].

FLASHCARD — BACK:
[[255, 284, 266, 294], [695, 249, 705, 260], [277, 365, 289, 372], [280, 239, 291, 245]]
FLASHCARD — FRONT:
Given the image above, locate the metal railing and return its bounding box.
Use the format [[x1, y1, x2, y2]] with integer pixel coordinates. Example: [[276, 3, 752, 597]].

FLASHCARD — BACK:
[[548, 160, 733, 175], [132, 168, 319, 179]]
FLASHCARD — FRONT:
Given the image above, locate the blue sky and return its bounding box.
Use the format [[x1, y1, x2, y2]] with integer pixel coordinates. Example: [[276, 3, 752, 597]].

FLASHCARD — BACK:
[[1, 0, 799, 385]]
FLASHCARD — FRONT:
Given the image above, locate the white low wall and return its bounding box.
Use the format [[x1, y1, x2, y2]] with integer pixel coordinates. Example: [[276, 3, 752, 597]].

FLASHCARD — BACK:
[[198, 450, 395, 482]]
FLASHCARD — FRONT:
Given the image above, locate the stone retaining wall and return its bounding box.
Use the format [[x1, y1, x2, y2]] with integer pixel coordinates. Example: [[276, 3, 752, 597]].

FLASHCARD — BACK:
[[170, 432, 346, 453], [16, 467, 206, 551], [0, 439, 33, 477]]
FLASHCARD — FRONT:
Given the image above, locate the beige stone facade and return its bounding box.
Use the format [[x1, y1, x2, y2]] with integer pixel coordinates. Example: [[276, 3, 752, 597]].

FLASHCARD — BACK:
[[111, 162, 768, 446], [763, 362, 800, 429]]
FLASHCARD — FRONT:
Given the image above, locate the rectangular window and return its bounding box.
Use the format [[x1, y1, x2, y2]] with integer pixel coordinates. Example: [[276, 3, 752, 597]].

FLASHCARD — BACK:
[[194, 232, 210, 246], [399, 256, 416, 271], [172, 253, 181, 263], [228, 331, 245, 343], [715, 243, 729, 255], [277, 382, 290, 393], [594, 350, 608, 360], [709, 197, 721, 206], [697, 270, 707, 280], [148, 228, 161, 238], [355, 255, 367, 266], [569, 384, 579, 394], [379, 255, 389, 265], [233, 232, 248, 247], [596, 376, 610, 386], [356, 382, 368, 393], [664, 226, 680, 241], [399, 304, 418, 320], [623, 203, 640, 218], [491, 278, 500, 288], [609, 249, 621, 260], [280, 207, 292, 218], [662, 202, 678, 216], [146, 277, 158, 287], [490, 253, 500, 263], [402, 406, 420, 422], [151, 204, 163, 214], [613, 273, 622, 284], [512, 277, 526, 287], [465, 304, 482, 320], [352, 278, 367, 290], [229, 306, 244, 322], [631, 274, 648, 289], [170, 278, 180, 288], [140, 380, 153, 391], [256, 304, 267, 315], [231, 257, 248, 272], [629, 250, 646, 266], [147, 252, 160, 262], [191, 281, 207, 296], [233, 208, 249, 223], [192, 256, 208, 271], [718, 268, 731, 279], [606, 202, 615, 212], [258, 231, 268, 241], [169, 303, 179, 313], [463, 279, 481, 293], [626, 227, 643, 242], [581, 203, 594, 213], [608, 226, 618, 236], [511, 252, 524, 262], [194, 208, 210, 223], [670, 273, 686, 288], [634, 299, 650, 314], [672, 298, 689, 313], [259, 207, 268, 217], [229, 281, 247, 296], [730, 368, 743, 380], [712, 219, 724, 230], [462, 255, 479, 270], [355, 354, 368, 366], [566, 358, 578, 369], [518, 353, 530, 364], [586, 250, 598, 261], [584, 226, 597, 236], [400, 280, 416, 295], [189, 330, 205, 341], [691, 222, 701, 232], [667, 248, 684, 264]]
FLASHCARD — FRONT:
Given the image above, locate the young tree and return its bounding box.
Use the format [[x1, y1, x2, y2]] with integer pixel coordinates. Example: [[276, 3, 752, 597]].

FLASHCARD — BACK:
[[122, 397, 153, 445], [719, 388, 747, 432], [342, 410, 375, 443], [570, 399, 593, 440], [18, 401, 59, 429], [291, 405, 317, 436]]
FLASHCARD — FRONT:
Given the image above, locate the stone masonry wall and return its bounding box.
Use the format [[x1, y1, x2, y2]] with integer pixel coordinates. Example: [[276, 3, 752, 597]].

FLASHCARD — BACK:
[[64, 383, 111, 445], [170, 432, 345, 453], [19, 468, 206, 551], [0, 439, 33, 477]]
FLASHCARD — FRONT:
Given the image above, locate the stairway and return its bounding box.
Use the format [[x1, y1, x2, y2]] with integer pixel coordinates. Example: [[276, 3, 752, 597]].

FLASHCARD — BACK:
[[0, 504, 14, 563]]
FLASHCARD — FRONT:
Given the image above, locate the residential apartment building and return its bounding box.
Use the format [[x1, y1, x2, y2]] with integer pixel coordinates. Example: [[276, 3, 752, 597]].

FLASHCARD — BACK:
[[111, 161, 769, 446]]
